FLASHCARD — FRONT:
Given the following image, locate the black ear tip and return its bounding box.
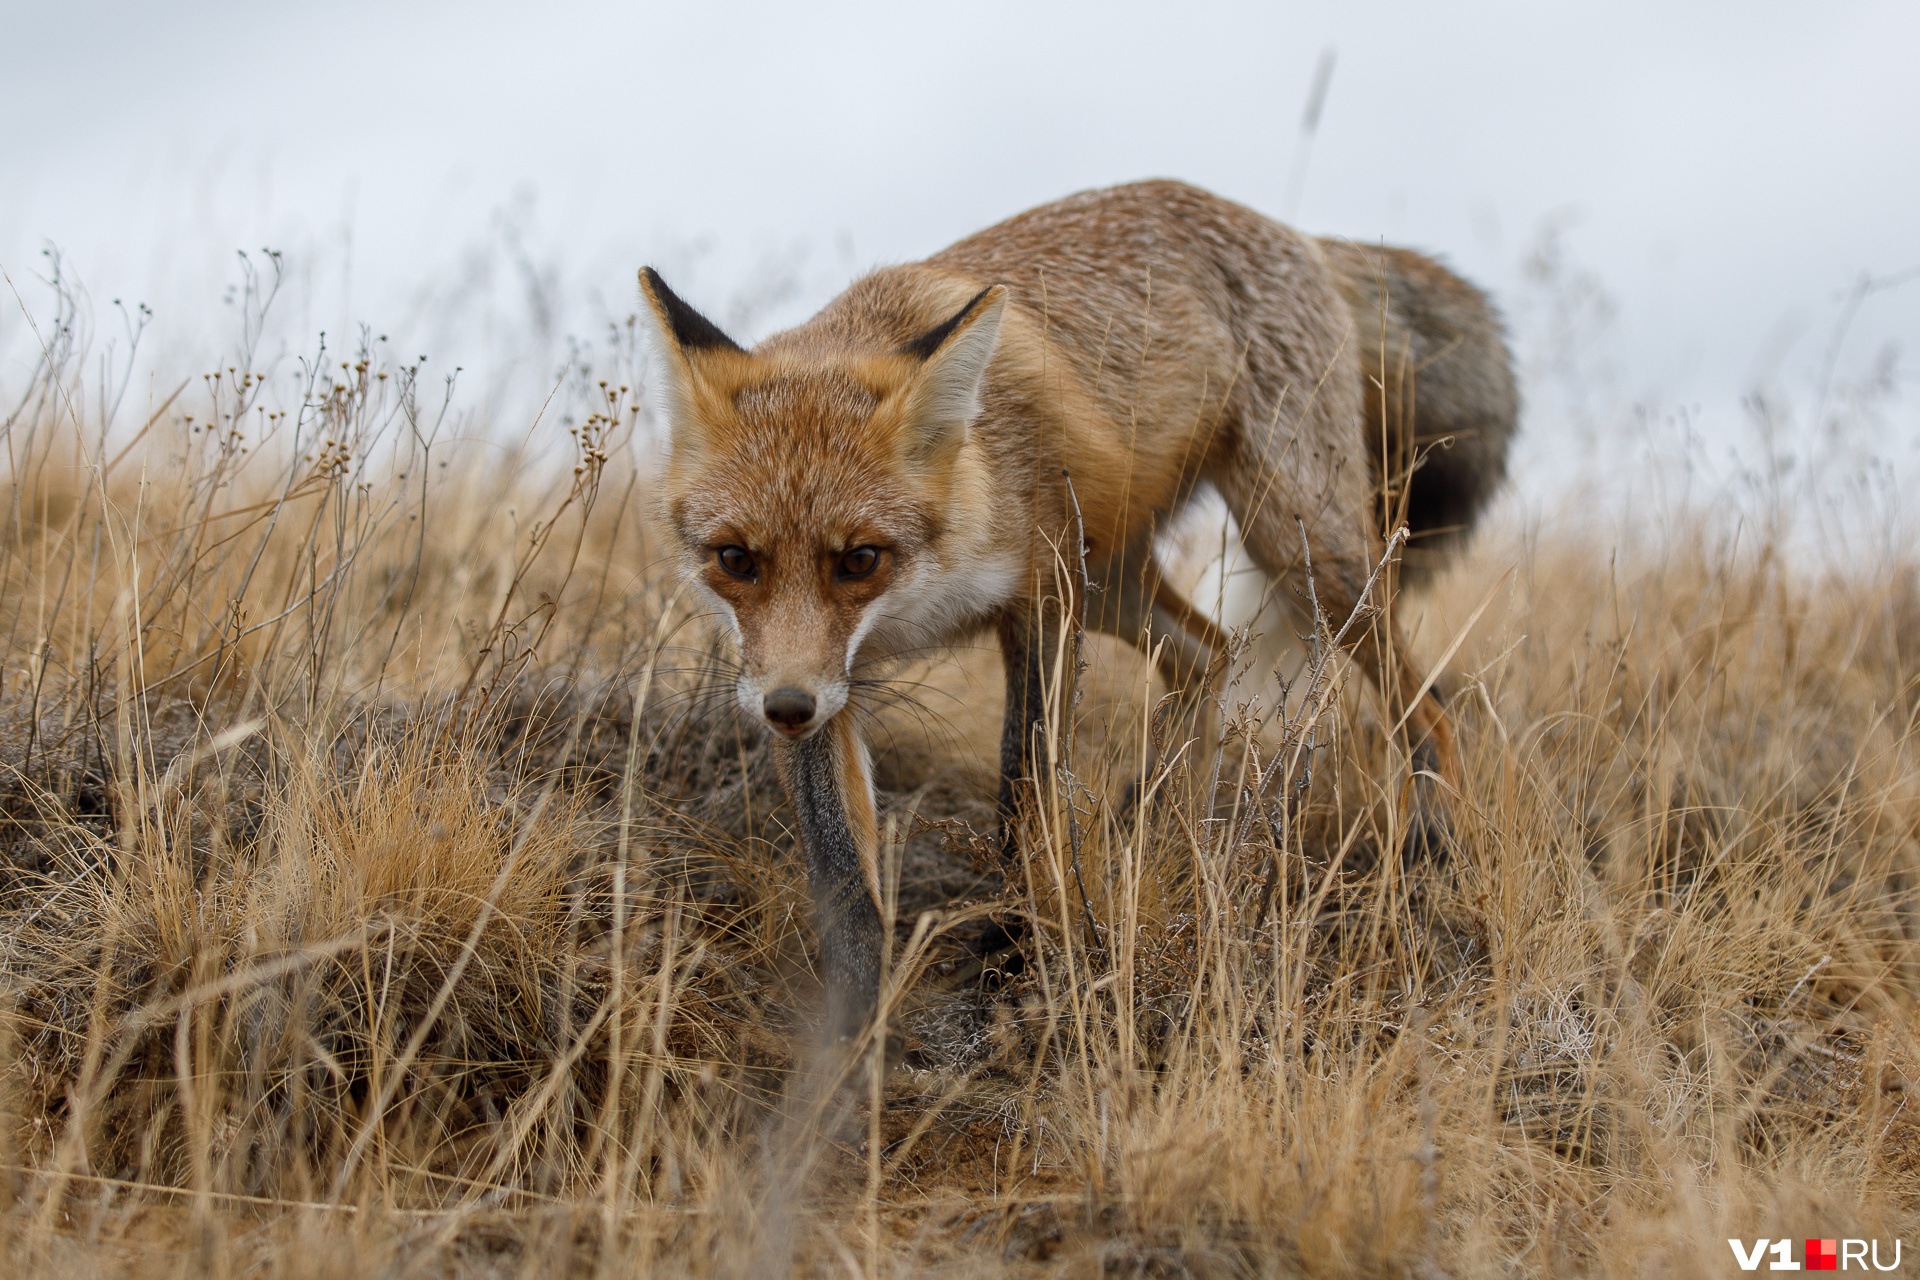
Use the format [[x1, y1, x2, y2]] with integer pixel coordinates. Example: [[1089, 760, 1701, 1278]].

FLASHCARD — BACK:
[[640, 268, 745, 355], [900, 285, 1001, 361]]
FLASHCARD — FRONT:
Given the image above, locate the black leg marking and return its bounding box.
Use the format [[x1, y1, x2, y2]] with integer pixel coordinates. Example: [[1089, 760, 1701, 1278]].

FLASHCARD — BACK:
[[1402, 735, 1454, 870], [782, 728, 883, 1043], [995, 606, 1048, 867], [983, 605, 1054, 968]]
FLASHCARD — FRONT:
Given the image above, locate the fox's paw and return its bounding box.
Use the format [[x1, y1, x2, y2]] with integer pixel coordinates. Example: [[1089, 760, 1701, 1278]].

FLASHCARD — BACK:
[[1401, 806, 1454, 872], [943, 916, 1028, 988], [1402, 745, 1456, 872]]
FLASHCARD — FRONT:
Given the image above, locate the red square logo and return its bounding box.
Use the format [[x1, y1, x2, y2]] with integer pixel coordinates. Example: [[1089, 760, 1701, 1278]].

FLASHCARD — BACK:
[[1806, 1239, 1838, 1271]]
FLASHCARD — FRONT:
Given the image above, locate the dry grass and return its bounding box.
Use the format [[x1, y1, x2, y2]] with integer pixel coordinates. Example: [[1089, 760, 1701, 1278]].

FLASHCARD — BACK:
[[2, 263, 1918, 1278]]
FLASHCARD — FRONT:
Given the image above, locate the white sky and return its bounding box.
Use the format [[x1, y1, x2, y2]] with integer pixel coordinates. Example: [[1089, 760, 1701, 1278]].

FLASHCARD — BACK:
[[4, 0, 1917, 471]]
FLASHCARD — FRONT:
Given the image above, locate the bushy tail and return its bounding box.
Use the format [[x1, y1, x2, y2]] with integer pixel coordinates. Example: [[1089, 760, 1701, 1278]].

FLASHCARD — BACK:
[[1317, 239, 1519, 585]]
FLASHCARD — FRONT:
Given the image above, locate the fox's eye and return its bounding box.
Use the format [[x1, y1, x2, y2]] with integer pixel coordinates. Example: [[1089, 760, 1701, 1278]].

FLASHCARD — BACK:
[[838, 546, 882, 580], [716, 545, 757, 579]]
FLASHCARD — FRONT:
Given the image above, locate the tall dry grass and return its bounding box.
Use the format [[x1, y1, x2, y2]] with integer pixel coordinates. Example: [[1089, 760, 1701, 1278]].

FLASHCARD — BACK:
[[1, 256, 1917, 1279]]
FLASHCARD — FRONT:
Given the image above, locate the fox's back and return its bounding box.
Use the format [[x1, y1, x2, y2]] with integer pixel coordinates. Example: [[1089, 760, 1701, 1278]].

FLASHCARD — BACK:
[[768, 181, 1364, 557], [925, 180, 1352, 427]]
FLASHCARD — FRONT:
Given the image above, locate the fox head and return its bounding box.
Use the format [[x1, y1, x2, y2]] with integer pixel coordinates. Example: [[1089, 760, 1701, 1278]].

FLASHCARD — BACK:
[[639, 268, 1011, 741]]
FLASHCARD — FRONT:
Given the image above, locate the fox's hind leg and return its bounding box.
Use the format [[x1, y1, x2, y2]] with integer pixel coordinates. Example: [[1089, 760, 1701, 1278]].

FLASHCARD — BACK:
[[1347, 613, 1458, 862], [775, 714, 884, 1044], [1210, 463, 1459, 863]]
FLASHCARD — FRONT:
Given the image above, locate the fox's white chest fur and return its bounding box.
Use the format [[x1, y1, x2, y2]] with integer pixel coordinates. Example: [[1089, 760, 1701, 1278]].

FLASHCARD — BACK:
[[853, 544, 1023, 668]]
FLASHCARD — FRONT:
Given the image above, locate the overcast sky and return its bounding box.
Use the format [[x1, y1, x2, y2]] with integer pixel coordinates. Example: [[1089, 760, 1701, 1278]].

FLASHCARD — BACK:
[[4, 0, 1917, 467]]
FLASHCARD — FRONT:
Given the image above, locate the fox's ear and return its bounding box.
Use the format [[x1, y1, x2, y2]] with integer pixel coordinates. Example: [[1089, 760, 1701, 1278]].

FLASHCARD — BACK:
[[896, 285, 1006, 461], [638, 268, 744, 448]]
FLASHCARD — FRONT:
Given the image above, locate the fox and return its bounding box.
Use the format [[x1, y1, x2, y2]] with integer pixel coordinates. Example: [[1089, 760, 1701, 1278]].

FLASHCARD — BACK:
[[638, 179, 1517, 1044]]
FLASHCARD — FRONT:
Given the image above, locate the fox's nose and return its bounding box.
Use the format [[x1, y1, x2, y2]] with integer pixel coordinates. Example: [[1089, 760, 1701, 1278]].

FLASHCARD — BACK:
[[763, 687, 817, 732]]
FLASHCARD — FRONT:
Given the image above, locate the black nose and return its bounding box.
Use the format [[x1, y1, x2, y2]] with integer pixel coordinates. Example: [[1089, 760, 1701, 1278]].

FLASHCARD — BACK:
[[763, 687, 816, 730]]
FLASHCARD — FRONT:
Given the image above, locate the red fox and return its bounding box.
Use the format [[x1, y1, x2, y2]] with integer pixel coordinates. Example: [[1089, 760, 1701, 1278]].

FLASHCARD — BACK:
[[639, 180, 1517, 1043]]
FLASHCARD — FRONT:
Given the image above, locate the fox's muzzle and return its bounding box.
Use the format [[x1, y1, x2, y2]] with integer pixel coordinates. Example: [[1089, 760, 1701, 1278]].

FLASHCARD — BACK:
[[736, 672, 848, 739], [762, 686, 817, 735]]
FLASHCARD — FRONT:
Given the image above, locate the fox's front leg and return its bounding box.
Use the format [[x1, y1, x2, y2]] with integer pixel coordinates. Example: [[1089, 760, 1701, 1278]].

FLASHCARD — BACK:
[[774, 713, 884, 1043], [995, 602, 1058, 865]]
